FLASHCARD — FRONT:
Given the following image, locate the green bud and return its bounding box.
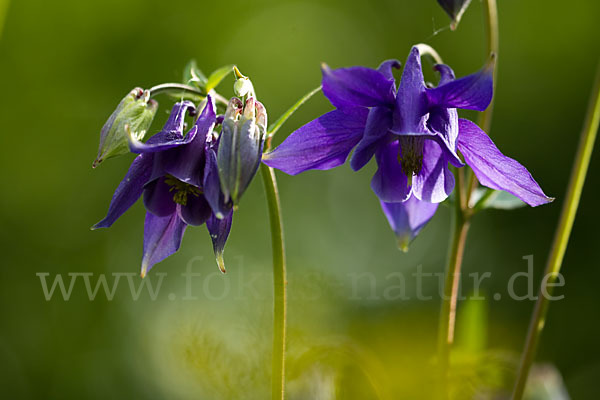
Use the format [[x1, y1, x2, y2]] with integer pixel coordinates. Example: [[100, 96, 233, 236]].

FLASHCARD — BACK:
[[232, 66, 254, 98], [93, 88, 158, 168]]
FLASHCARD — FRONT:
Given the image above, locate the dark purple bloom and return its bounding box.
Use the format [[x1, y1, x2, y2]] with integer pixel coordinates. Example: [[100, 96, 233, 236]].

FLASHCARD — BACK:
[[263, 46, 552, 246], [93, 96, 233, 276]]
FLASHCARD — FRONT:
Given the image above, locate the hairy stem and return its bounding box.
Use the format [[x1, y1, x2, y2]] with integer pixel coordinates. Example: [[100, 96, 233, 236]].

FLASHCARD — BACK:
[[511, 62, 600, 400], [260, 163, 288, 400]]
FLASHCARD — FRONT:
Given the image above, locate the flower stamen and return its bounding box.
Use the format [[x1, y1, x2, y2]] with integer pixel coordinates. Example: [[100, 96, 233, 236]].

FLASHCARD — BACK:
[[398, 136, 425, 186], [164, 175, 202, 206]]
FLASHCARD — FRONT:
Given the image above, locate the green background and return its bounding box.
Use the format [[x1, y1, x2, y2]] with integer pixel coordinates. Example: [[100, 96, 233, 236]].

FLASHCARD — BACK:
[[0, 0, 598, 398]]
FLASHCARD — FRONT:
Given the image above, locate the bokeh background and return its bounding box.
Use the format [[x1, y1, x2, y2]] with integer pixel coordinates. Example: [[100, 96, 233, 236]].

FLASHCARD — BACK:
[[0, 0, 599, 398]]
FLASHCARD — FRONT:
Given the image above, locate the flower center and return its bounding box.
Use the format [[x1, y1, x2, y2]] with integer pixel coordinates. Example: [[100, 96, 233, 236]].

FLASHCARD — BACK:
[[164, 175, 202, 206], [398, 136, 424, 186]]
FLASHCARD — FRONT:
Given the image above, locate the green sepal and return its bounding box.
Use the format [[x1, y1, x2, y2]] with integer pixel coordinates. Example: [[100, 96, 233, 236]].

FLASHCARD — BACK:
[[93, 88, 158, 168], [183, 59, 207, 88]]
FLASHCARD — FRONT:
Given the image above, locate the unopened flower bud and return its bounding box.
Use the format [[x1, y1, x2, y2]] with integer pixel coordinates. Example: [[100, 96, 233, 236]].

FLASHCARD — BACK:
[[217, 97, 267, 204], [93, 88, 157, 168], [232, 66, 254, 98], [437, 0, 472, 30]]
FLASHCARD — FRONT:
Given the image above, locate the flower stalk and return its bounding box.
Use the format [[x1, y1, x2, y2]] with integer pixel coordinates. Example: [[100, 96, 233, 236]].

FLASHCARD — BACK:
[[511, 62, 600, 400], [261, 162, 288, 400], [437, 168, 471, 398]]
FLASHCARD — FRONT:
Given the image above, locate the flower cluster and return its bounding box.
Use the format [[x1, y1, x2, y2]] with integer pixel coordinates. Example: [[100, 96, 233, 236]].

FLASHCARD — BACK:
[[94, 86, 267, 276], [263, 46, 552, 249]]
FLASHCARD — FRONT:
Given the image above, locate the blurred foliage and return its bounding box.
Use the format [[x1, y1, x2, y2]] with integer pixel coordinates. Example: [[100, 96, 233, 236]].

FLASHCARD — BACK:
[[0, 0, 599, 398]]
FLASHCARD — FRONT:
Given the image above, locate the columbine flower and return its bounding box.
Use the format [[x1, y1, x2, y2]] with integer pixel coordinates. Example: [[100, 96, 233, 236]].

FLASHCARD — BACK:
[[263, 46, 552, 248], [93, 96, 233, 276]]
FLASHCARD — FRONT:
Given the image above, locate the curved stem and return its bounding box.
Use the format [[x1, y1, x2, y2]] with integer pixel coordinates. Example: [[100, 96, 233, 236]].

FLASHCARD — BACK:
[[511, 62, 600, 400], [260, 163, 287, 400], [148, 82, 206, 97], [437, 168, 471, 398], [466, 0, 499, 205]]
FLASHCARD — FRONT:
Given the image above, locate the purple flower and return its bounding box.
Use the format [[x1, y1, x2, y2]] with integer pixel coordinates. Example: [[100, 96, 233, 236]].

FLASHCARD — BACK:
[[263, 46, 552, 247], [93, 96, 233, 276]]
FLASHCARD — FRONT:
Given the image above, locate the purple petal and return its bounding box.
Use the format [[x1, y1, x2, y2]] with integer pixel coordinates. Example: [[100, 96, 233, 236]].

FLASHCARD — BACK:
[[371, 141, 411, 202], [162, 97, 216, 187], [128, 101, 196, 153], [262, 107, 368, 175], [392, 47, 429, 135], [141, 211, 187, 277], [457, 119, 553, 206], [206, 210, 233, 273], [434, 64, 456, 85], [380, 196, 439, 251], [426, 60, 494, 111], [321, 64, 395, 109], [412, 140, 455, 203], [203, 143, 232, 218], [377, 59, 402, 82], [350, 106, 393, 171], [143, 177, 176, 217], [92, 153, 153, 229], [178, 195, 212, 226]]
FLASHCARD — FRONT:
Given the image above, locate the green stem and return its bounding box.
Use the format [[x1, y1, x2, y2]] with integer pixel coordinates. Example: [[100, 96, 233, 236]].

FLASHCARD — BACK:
[[148, 83, 229, 105], [437, 168, 471, 398], [260, 163, 287, 400], [0, 0, 9, 40], [511, 62, 600, 400], [466, 0, 499, 205], [479, 0, 498, 135]]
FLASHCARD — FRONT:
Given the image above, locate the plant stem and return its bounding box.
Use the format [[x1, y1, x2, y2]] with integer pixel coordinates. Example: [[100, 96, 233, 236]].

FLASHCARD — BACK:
[[511, 62, 600, 400], [437, 168, 471, 397], [260, 163, 288, 400], [148, 83, 229, 105], [479, 0, 498, 135], [466, 0, 499, 205]]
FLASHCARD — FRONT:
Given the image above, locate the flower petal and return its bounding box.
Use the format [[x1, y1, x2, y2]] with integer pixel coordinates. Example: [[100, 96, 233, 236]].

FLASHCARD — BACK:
[[163, 97, 216, 187], [426, 60, 494, 111], [412, 140, 455, 203], [262, 107, 368, 175], [128, 101, 196, 153], [377, 59, 402, 83], [143, 177, 176, 217], [141, 211, 187, 277], [203, 142, 232, 219], [380, 196, 439, 251], [457, 119, 553, 206], [371, 141, 411, 202], [206, 210, 233, 273], [322, 64, 395, 109], [178, 195, 212, 226], [350, 106, 393, 171], [92, 153, 153, 229], [392, 47, 429, 135]]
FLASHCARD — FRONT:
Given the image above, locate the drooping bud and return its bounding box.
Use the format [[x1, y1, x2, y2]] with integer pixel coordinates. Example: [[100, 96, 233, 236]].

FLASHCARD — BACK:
[[437, 0, 472, 30], [217, 97, 267, 204], [93, 88, 157, 168]]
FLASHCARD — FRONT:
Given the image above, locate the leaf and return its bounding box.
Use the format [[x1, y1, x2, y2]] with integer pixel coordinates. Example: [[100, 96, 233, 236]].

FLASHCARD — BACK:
[[472, 188, 527, 211], [183, 59, 207, 88], [206, 64, 234, 92], [268, 86, 322, 136]]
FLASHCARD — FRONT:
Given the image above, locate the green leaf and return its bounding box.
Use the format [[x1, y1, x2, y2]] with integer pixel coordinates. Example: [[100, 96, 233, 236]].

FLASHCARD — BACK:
[[472, 188, 527, 211], [268, 86, 322, 136], [206, 64, 234, 92], [183, 59, 207, 88]]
